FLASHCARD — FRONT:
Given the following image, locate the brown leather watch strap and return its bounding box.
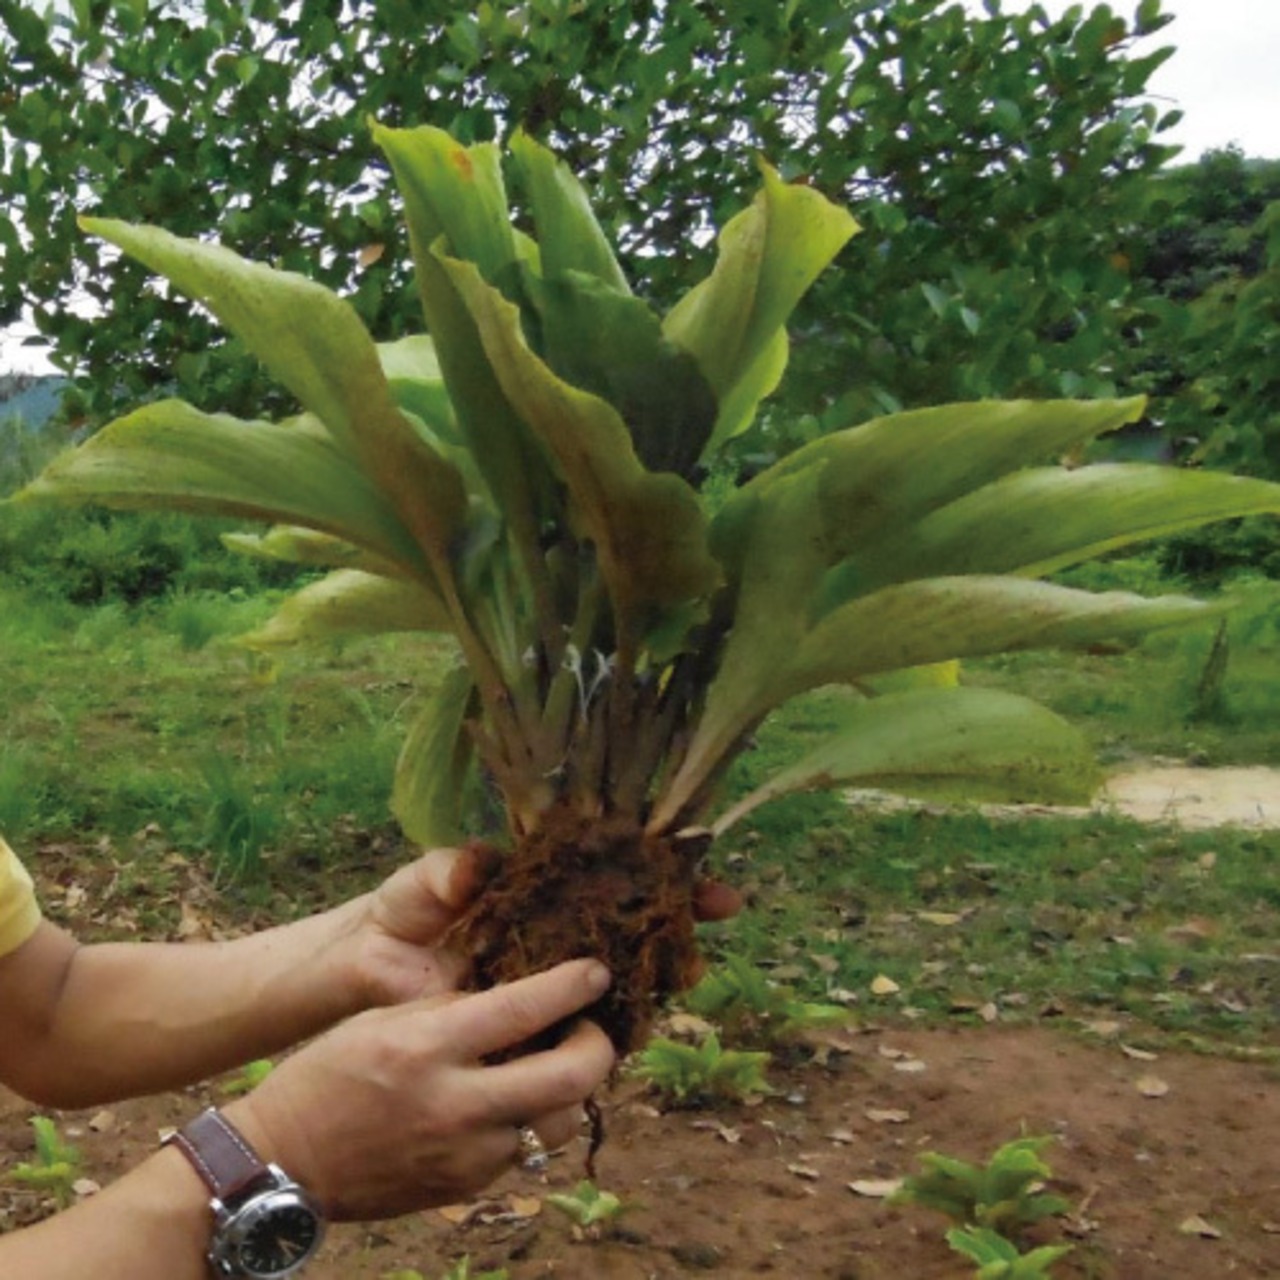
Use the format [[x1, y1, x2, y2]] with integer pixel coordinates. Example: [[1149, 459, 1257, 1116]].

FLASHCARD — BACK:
[[164, 1108, 271, 1203]]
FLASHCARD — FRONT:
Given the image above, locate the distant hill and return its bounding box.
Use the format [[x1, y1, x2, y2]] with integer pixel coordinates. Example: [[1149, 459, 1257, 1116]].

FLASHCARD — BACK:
[[0, 375, 68, 430]]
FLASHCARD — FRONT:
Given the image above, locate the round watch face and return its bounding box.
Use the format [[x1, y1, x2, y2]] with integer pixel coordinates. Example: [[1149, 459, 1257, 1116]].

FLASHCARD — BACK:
[[234, 1201, 322, 1277]]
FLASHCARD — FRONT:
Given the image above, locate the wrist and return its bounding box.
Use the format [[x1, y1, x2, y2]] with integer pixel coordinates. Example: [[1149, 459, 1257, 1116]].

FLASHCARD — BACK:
[[166, 1106, 326, 1278], [274, 896, 374, 1027]]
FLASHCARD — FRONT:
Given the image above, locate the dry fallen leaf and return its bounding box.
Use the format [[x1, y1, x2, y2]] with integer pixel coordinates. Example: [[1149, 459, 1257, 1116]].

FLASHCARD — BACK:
[[827, 1128, 856, 1144], [893, 1058, 927, 1074], [812, 954, 841, 975], [848, 1178, 903, 1198], [176, 899, 217, 942], [1120, 1044, 1159, 1062], [788, 1164, 821, 1181], [1178, 1214, 1222, 1239], [436, 1203, 477, 1225], [690, 1119, 741, 1144], [870, 975, 901, 997], [865, 1108, 911, 1125], [1136, 1074, 1170, 1098], [666, 1012, 716, 1039], [1164, 918, 1217, 945], [508, 1195, 542, 1219], [917, 911, 962, 926], [357, 242, 386, 268], [877, 1044, 908, 1060], [1083, 1020, 1123, 1039]]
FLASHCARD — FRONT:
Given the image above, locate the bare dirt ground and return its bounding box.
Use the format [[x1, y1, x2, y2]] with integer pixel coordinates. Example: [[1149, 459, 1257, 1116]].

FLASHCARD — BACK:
[[3, 1024, 1279, 1279], [3, 766, 1279, 1278]]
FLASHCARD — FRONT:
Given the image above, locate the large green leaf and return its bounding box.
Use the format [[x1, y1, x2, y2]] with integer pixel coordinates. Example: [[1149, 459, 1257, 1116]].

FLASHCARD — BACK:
[[222, 526, 407, 579], [11, 402, 428, 576], [509, 128, 630, 293], [788, 577, 1216, 695], [847, 464, 1280, 596], [369, 124, 519, 287], [523, 270, 718, 476], [373, 123, 556, 590], [713, 688, 1099, 834], [712, 398, 1147, 582], [378, 335, 463, 448], [440, 253, 722, 628], [80, 217, 467, 567], [650, 470, 819, 830], [237, 569, 453, 650], [392, 665, 477, 847], [661, 397, 1272, 829], [664, 161, 858, 457]]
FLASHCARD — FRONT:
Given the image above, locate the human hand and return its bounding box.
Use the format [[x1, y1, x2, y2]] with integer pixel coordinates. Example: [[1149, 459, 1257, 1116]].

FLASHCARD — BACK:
[[325, 845, 490, 1011], [226, 958, 615, 1222], [332, 845, 739, 1011]]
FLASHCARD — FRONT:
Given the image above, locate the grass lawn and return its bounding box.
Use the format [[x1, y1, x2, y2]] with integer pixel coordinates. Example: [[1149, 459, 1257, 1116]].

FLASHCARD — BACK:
[[3, 570, 1279, 1056]]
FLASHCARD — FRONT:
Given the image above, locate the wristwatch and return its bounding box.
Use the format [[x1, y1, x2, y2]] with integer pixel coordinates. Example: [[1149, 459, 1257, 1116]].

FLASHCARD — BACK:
[[164, 1107, 326, 1278]]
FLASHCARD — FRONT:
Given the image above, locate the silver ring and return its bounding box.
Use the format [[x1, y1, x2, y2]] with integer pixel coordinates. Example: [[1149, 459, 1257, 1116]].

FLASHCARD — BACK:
[[515, 1125, 549, 1173]]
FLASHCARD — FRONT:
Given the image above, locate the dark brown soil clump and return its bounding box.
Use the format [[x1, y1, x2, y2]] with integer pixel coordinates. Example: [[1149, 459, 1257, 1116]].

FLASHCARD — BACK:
[[449, 804, 704, 1055]]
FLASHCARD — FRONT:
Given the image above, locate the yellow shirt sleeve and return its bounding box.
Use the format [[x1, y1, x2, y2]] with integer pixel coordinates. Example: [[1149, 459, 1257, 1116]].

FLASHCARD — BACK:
[[0, 835, 42, 959]]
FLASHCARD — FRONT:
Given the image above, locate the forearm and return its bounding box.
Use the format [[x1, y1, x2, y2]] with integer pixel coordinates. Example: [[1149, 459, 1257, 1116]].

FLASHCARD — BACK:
[[3, 901, 369, 1107], [0, 1146, 212, 1280]]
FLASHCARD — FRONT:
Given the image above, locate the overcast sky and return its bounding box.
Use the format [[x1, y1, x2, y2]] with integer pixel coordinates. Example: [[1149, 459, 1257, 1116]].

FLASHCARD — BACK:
[[1008, 0, 1280, 163], [4, 0, 1278, 376]]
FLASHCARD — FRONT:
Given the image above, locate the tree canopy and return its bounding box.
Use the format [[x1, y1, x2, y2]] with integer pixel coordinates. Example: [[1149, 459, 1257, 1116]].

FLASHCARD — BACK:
[[2, 0, 1178, 426]]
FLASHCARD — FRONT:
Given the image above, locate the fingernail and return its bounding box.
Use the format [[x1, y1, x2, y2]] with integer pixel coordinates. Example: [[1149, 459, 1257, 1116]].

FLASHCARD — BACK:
[[584, 960, 611, 995]]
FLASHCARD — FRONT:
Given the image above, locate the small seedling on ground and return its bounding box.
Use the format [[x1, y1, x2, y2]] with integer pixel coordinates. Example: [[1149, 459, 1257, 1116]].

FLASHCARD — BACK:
[[7, 1116, 83, 1210], [892, 1135, 1069, 1237], [219, 1057, 276, 1096], [684, 952, 849, 1047], [633, 1031, 771, 1105], [946, 1225, 1072, 1278], [546, 1179, 627, 1236]]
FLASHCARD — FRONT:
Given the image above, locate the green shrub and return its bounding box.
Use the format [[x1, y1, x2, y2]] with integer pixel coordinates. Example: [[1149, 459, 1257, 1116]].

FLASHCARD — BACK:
[[1157, 516, 1280, 585], [0, 504, 304, 606]]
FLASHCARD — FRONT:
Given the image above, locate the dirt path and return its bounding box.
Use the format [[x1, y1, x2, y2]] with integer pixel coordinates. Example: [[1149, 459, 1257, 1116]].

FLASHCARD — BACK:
[[847, 764, 1280, 831], [1101, 765, 1280, 830]]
